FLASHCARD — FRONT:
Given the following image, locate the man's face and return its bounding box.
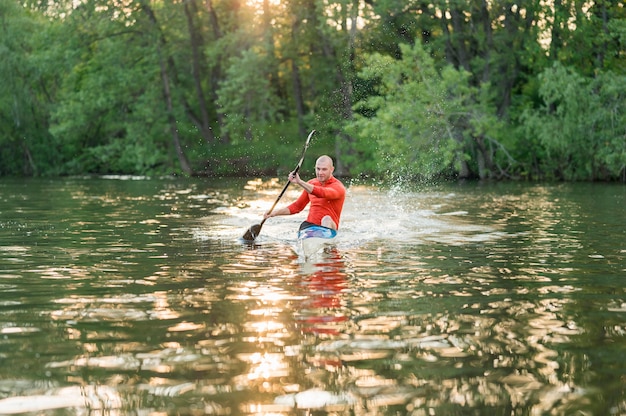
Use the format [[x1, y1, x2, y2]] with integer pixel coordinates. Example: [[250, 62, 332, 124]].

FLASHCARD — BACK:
[[315, 160, 333, 183]]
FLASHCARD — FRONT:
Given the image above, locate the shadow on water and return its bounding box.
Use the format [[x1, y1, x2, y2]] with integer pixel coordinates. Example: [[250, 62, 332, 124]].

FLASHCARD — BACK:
[[0, 177, 623, 414]]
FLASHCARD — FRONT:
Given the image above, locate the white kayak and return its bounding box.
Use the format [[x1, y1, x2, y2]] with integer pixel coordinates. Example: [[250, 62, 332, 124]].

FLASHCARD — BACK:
[[297, 225, 338, 259]]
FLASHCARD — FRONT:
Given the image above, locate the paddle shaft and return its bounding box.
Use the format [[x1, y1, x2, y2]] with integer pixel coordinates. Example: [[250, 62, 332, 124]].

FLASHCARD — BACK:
[[243, 130, 315, 241], [256, 164, 302, 229]]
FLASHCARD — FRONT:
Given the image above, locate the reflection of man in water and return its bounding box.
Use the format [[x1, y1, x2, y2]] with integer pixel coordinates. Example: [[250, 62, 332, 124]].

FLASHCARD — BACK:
[[263, 155, 346, 231], [297, 250, 348, 337]]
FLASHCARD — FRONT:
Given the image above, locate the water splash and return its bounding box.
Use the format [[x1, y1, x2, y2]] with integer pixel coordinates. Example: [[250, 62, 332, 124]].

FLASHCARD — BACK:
[[201, 180, 504, 252]]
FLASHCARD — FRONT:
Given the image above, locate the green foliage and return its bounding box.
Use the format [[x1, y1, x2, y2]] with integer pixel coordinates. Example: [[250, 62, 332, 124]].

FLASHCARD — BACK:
[[346, 42, 506, 180], [0, 1, 58, 175], [217, 49, 282, 143], [74, 137, 166, 175], [45, 2, 174, 175], [0, 0, 624, 181], [203, 120, 308, 176], [522, 63, 626, 181]]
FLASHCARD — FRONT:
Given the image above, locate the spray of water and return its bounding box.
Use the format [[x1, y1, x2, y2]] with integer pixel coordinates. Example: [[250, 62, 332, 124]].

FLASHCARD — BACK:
[[198, 179, 503, 253]]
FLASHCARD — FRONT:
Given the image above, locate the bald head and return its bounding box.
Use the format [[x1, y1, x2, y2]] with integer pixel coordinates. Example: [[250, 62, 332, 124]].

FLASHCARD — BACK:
[[316, 155, 334, 167], [315, 155, 335, 184]]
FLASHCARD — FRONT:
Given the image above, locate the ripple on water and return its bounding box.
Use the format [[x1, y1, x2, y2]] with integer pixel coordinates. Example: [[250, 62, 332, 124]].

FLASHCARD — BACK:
[[0, 179, 622, 415]]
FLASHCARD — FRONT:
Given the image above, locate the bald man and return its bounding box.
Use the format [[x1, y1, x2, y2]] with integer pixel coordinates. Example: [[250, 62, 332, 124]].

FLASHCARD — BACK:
[[264, 155, 346, 231]]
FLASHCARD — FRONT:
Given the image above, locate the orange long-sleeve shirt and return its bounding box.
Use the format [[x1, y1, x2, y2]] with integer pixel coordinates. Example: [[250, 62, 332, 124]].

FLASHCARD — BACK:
[[287, 176, 346, 229]]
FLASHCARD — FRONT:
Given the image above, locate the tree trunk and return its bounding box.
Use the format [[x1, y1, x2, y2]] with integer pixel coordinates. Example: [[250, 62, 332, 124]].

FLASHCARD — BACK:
[[205, 0, 229, 144], [291, 58, 306, 139], [160, 55, 193, 175], [262, 0, 282, 104], [438, 0, 470, 72], [140, 0, 193, 175], [333, 0, 360, 176], [290, 19, 307, 139], [594, 2, 608, 70], [475, 135, 494, 179], [184, 0, 215, 145], [479, 0, 492, 83], [22, 139, 37, 176], [550, 0, 564, 60]]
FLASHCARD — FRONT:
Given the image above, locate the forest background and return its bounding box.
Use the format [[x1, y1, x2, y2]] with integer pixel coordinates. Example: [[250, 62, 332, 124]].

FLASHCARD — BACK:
[[1, 0, 625, 181]]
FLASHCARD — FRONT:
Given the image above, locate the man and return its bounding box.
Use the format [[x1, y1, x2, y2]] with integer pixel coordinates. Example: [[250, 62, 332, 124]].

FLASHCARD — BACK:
[[264, 155, 346, 231]]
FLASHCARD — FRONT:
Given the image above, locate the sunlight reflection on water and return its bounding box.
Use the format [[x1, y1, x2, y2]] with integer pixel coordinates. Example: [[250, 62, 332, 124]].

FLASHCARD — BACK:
[[0, 177, 623, 414]]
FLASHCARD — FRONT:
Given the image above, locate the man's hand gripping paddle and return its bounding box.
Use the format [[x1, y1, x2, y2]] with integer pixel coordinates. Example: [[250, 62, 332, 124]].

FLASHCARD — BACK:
[[242, 130, 316, 242]]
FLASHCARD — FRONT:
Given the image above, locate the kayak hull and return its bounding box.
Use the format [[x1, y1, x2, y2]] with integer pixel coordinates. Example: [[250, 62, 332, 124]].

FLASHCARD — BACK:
[[297, 225, 337, 259]]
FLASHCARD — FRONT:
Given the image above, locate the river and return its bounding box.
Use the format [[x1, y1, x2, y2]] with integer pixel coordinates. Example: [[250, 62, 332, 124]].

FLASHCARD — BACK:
[[0, 176, 624, 415]]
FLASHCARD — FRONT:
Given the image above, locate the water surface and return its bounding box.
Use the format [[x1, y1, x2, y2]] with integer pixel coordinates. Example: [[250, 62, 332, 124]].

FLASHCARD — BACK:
[[0, 177, 624, 415]]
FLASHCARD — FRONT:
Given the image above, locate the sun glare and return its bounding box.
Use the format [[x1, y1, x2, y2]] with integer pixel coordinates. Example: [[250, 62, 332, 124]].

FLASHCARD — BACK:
[[245, 0, 281, 7]]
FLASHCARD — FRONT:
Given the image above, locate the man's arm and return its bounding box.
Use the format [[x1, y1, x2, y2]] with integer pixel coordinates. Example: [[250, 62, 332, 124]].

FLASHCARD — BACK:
[[311, 180, 345, 200], [264, 206, 291, 219], [290, 172, 314, 193], [264, 186, 310, 219]]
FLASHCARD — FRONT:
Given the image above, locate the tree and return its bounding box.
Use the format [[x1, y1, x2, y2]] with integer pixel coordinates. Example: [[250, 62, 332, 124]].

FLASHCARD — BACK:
[[40, 0, 175, 175], [217, 49, 282, 141], [184, 0, 216, 145], [522, 63, 626, 181], [0, 1, 60, 175], [305, 0, 365, 175], [347, 42, 509, 180]]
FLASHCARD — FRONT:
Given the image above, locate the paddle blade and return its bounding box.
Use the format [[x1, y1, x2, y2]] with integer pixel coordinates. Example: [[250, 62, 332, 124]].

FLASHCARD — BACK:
[[243, 223, 262, 241]]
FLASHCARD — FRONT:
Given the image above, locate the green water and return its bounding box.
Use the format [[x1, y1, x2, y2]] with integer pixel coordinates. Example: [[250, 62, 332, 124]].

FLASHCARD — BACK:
[[0, 177, 624, 415]]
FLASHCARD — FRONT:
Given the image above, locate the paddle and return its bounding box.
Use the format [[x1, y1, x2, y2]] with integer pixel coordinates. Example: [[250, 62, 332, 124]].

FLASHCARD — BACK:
[[242, 129, 316, 242]]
